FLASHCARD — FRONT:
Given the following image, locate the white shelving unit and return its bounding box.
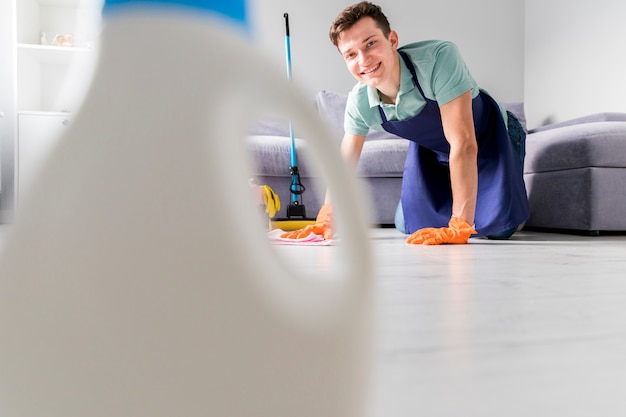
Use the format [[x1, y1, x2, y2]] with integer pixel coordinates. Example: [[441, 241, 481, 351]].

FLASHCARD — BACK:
[[16, 0, 100, 113], [17, 112, 72, 200], [1, 0, 101, 210]]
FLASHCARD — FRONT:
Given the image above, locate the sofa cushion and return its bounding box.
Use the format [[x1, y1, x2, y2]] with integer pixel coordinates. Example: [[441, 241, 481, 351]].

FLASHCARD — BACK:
[[357, 139, 408, 178], [524, 121, 626, 174], [247, 134, 407, 179], [315, 90, 403, 141], [314, 90, 347, 140], [247, 135, 312, 177], [248, 117, 291, 137], [247, 98, 318, 137]]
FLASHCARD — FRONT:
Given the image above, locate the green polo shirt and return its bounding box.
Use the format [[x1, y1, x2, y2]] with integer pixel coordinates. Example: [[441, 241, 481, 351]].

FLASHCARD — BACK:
[[344, 40, 506, 136]]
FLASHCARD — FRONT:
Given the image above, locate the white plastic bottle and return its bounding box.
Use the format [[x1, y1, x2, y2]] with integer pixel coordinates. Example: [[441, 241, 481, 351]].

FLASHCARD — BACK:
[[0, 2, 373, 417]]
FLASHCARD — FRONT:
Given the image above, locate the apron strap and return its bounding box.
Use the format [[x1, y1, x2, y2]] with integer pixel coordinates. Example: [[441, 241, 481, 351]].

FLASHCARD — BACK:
[[378, 50, 429, 124], [398, 50, 428, 101]]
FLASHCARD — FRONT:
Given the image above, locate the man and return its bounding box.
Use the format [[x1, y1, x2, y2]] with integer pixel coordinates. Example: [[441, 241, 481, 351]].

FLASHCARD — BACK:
[[283, 1, 529, 245]]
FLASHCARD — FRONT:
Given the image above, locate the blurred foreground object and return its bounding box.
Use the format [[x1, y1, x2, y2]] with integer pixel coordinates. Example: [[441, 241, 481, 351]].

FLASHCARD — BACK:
[[0, 1, 374, 417]]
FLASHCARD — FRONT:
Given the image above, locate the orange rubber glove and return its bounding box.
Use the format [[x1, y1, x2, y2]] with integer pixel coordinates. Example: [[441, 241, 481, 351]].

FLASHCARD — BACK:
[[280, 203, 333, 240], [406, 216, 477, 245]]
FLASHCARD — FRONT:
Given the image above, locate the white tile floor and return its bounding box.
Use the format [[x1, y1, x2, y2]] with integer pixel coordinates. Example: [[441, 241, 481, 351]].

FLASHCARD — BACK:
[[369, 228, 626, 417], [2, 225, 626, 416], [271, 228, 626, 416]]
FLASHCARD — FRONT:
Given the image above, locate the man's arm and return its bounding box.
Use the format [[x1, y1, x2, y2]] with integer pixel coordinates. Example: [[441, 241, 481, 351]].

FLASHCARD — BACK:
[[324, 133, 366, 203], [439, 90, 478, 226], [281, 132, 366, 239]]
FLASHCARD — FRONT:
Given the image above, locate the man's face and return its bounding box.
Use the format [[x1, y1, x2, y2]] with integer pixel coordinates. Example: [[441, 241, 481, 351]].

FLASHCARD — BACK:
[[336, 17, 399, 90]]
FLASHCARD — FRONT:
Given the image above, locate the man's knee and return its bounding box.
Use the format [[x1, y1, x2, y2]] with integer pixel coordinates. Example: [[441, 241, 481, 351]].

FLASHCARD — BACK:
[[394, 201, 407, 234]]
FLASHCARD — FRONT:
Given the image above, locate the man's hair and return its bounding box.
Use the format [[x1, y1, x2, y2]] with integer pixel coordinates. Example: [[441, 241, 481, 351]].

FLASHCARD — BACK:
[[329, 2, 391, 47]]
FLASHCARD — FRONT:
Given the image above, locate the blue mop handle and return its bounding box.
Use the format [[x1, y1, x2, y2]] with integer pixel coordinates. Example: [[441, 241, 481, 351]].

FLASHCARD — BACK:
[[284, 13, 293, 83], [284, 13, 299, 203]]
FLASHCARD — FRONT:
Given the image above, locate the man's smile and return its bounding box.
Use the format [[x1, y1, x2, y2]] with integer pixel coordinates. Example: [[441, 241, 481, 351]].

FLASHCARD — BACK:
[[361, 62, 381, 75]]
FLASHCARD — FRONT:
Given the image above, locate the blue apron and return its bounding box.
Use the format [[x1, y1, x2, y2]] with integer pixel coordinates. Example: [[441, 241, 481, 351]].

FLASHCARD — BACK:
[[379, 51, 529, 237]]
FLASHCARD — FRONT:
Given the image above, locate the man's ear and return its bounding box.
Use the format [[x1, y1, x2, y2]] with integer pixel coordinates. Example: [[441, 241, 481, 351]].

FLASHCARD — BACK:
[[389, 30, 399, 50]]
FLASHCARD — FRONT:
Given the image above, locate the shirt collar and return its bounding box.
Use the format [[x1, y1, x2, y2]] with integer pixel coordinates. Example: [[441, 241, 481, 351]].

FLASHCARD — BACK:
[[367, 51, 416, 108]]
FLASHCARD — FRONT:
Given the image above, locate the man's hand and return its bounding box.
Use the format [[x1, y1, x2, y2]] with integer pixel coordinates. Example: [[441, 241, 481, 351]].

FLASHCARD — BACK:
[[280, 204, 333, 240], [406, 216, 476, 245]]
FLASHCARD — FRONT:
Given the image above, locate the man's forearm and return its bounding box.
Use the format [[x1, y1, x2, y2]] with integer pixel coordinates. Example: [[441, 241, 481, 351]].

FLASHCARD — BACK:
[[324, 133, 366, 204], [449, 144, 478, 225]]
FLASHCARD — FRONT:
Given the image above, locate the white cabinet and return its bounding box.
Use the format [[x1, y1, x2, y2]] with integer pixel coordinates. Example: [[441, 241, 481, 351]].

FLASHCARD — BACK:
[[16, 113, 70, 204], [0, 0, 101, 215]]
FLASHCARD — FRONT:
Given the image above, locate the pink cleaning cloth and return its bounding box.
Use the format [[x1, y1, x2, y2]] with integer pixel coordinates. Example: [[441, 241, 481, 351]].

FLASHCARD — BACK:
[[267, 229, 335, 246]]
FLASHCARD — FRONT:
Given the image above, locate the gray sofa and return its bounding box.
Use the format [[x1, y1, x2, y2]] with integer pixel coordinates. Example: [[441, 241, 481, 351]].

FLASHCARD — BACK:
[[249, 90, 626, 234], [524, 114, 626, 234]]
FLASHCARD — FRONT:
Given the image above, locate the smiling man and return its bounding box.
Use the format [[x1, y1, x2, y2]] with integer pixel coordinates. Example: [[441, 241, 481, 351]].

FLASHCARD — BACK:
[[283, 1, 529, 244]]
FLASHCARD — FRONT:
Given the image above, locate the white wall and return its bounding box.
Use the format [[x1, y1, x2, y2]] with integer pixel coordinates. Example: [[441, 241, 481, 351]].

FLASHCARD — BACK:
[[0, 0, 16, 220], [249, 0, 525, 101], [525, 0, 626, 129]]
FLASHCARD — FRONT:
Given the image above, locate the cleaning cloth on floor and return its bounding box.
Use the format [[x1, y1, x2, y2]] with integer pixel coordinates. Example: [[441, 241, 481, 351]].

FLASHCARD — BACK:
[[267, 229, 335, 246]]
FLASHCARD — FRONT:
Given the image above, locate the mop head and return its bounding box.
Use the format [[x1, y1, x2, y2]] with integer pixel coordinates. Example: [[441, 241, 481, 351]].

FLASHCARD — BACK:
[[252, 183, 315, 230], [269, 218, 316, 231]]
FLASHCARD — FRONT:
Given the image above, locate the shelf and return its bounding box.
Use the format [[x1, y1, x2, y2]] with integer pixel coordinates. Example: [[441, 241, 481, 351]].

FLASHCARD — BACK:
[[17, 43, 89, 64], [37, 0, 81, 6], [18, 110, 72, 117]]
